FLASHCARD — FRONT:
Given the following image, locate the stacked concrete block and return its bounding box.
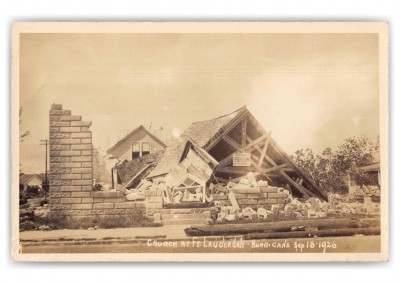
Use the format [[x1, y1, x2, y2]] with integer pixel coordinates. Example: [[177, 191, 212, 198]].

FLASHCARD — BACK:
[[49, 103, 93, 216], [48, 103, 147, 221], [145, 188, 163, 218], [211, 186, 289, 209]]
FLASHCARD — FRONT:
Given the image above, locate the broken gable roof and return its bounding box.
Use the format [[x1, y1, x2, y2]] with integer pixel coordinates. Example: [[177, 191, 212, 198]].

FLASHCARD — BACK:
[[115, 150, 164, 185], [181, 106, 247, 149], [146, 138, 218, 179], [106, 125, 167, 155]]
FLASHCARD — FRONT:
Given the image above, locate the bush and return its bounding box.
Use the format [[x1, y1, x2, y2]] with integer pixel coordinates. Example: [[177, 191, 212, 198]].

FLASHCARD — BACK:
[[38, 211, 156, 230]]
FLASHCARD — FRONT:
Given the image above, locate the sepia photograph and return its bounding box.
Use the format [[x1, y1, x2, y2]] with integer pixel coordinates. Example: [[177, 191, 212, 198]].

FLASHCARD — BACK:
[[11, 22, 388, 262]]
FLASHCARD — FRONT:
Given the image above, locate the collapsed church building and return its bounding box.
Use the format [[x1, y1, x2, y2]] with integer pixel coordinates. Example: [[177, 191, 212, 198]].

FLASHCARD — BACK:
[[48, 104, 381, 229], [110, 106, 331, 224]]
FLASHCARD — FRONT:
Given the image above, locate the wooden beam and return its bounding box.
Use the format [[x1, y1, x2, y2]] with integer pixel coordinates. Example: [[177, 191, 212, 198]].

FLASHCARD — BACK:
[[244, 116, 327, 201], [258, 131, 271, 167], [206, 109, 248, 151], [243, 133, 269, 152], [216, 167, 258, 175], [217, 154, 234, 169], [241, 118, 247, 147], [222, 136, 241, 151], [250, 139, 314, 198]]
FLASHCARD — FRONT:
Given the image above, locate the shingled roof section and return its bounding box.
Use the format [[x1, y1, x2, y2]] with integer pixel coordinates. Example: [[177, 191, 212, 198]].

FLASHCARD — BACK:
[[146, 138, 187, 178], [147, 107, 246, 179], [116, 150, 164, 185], [181, 106, 246, 148]]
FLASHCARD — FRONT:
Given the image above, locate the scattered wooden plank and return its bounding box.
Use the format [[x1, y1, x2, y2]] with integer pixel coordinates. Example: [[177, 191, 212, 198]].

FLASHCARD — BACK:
[[244, 227, 381, 240], [185, 218, 378, 236], [258, 131, 271, 167], [211, 194, 228, 200], [241, 118, 247, 147], [228, 190, 240, 211]]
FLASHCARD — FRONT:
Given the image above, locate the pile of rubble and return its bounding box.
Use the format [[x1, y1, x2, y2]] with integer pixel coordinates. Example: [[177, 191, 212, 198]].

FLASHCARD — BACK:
[[19, 200, 50, 231]]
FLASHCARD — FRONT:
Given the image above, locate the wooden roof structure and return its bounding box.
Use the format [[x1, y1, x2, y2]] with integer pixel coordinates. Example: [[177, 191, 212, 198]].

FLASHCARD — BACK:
[[182, 106, 328, 201]]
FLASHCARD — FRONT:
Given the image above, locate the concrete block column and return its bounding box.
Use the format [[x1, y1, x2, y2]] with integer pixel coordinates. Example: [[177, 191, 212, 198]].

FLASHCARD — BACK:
[[48, 103, 93, 214]]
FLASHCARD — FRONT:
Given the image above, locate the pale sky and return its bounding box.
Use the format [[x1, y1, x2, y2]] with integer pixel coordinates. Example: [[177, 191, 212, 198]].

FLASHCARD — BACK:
[[19, 33, 379, 173]]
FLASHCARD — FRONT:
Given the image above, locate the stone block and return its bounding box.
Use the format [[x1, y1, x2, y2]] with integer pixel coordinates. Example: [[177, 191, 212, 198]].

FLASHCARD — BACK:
[[61, 162, 82, 168], [70, 121, 92, 127], [61, 210, 82, 216], [51, 104, 62, 110], [48, 198, 61, 204], [60, 127, 82, 133], [71, 132, 92, 139], [50, 139, 61, 145], [115, 202, 137, 209], [71, 156, 91, 162], [61, 173, 82, 180], [61, 198, 82, 204], [94, 203, 114, 209], [49, 186, 61, 192], [92, 191, 123, 198], [50, 121, 71, 127], [71, 167, 92, 174], [51, 204, 72, 210], [82, 173, 93, 180], [49, 167, 71, 174], [82, 198, 94, 203], [49, 192, 71, 198], [93, 198, 105, 203], [60, 150, 81, 156], [71, 192, 91, 198], [50, 179, 71, 186], [71, 204, 93, 210], [49, 116, 60, 121], [50, 151, 60, 157], [268, 193, 288, 198], [81, 139, 92, 144], [82, 162, 92, 168], [61, 186, 82, 192], [82, 185, 93, 191], [50, 127, 60, 133], [134, 202, 146, 209], [81, 127, 91, 132], [258, 199, 278, 205], [50, 157, 71, 163], [71, 144, 92, 150], [50, 144, 71, 151], [50, 110, 71, 116], [104, 197, 125, 203], [260, 187, 279, 193], [60, 115, 81, 121], [81, 150, 92, 156], [50, 133, 71, 139], [71, 179, 92, 186], [60, 139, 81, 145]]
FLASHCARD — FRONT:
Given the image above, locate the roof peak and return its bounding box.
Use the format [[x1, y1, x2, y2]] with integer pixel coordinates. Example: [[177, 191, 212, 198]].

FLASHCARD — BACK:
[[191, 106, 247, 125]]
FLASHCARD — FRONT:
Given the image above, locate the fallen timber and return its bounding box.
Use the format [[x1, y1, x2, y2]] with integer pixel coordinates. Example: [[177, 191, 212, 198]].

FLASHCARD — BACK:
[[243, 227, 380, 240], [184, 218, 380, 237]]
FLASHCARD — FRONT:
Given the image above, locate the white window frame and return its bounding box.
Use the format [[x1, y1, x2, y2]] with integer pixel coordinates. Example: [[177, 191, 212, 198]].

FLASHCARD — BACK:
[[132, 141, 152, 158]]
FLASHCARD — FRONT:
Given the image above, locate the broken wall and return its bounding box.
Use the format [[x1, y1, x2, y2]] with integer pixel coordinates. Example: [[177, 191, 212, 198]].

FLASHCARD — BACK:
[[48, 104, 146, 220]]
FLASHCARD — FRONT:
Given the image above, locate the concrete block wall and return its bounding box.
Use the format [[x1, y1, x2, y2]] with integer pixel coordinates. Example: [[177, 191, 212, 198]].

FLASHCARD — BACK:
[[49, 104, 146, 220], [145, 188, 163, 218], [49, 103, 94, 215]]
